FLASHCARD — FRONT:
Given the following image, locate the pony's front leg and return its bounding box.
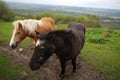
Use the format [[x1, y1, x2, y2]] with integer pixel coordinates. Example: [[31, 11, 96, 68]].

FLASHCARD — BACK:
[[59, 60, 66, 80], [72, 57, 77, 73]]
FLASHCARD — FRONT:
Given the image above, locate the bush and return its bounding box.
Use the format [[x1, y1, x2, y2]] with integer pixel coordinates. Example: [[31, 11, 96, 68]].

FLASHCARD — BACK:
[[14, 16, 25, 20], [34, 12, 55, 20], [103, 32, 110, 37], [55, 13, 74, 24], [86, 28, 108, 44], [2, 12, 14, 21], [75, 14, 101, 28]]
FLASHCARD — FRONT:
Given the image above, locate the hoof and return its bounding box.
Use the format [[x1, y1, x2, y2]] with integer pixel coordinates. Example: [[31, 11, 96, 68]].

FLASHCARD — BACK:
[[59, 75, 64, 80], [72, 69, 78, 76], [73, 69, 78, 73]]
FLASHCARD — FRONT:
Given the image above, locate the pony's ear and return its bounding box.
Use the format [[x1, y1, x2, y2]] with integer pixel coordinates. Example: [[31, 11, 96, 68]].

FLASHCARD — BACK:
[[18, 22, 22, 28], [35, 31, 40, 35]]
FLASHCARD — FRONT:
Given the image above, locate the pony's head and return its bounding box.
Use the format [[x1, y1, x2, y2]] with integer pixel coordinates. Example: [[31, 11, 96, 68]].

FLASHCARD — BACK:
[[29, 32, 55, 71], [9, 19, 41, 49], [9, 21, 27, 49]]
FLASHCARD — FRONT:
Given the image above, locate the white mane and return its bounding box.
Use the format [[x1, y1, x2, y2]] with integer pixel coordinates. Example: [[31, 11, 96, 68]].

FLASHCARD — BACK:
[[12, 19, 42, 36]]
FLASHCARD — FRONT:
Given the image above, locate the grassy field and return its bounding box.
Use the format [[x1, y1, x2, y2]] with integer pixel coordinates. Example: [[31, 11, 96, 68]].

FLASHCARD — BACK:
[[81, 28, 120, 80], [0, 20, 120, 80]]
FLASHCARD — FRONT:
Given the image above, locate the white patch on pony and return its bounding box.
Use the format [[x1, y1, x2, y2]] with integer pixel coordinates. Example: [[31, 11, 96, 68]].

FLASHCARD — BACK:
[[9, 28, 17, 46], [36, 39, 45, 47]]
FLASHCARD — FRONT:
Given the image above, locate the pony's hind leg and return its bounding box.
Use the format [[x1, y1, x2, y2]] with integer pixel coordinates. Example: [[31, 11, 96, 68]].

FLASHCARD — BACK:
[[72, 56, 77, 73]]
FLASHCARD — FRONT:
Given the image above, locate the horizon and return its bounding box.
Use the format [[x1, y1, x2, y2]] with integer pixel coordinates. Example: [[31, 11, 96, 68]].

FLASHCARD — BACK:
[[4, 0, 120, 10]]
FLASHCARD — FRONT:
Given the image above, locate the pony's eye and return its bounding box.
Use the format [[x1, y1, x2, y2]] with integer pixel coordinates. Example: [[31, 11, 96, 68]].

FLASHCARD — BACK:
[[17, 32, 21, 35]]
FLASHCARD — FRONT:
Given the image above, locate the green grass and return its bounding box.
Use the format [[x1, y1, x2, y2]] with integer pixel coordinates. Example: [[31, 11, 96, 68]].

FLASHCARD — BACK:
[[0, 52, 20, 80], [0, 20, 12, 42], [81, 28, 120, 80], [0, 20, 120, 80], [81, 43, 120, 80]]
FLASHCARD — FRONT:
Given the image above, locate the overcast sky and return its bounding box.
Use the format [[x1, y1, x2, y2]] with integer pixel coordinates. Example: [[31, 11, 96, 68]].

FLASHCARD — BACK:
[[4, 0, 120, 9]]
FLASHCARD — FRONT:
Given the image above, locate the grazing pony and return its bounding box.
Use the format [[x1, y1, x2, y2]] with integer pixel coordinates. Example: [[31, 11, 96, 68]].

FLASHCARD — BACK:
[[29, 22, 85, 80], [9, 17, 55, 49]]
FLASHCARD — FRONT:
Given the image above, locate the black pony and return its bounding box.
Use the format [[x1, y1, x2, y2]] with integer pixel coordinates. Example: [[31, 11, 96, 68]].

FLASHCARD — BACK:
[[29, 22, 85, 80]]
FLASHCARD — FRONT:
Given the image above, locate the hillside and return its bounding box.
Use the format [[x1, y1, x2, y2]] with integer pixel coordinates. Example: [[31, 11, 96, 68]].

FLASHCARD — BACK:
[[6, 2, 120, 18], [5, 1, 120, 29]]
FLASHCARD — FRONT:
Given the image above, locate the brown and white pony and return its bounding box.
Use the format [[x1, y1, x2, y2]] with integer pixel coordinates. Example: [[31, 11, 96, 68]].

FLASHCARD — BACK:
[[9, 17, 55, 49]]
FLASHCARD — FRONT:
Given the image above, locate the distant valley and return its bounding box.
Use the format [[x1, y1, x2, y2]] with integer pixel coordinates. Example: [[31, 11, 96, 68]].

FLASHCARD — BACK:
[[5, 1, 120, 29], [6, 2, 120, 19]]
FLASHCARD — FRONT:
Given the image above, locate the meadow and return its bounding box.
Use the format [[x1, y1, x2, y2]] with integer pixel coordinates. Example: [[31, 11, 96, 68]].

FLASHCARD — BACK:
[[0, 20, 120, 80]]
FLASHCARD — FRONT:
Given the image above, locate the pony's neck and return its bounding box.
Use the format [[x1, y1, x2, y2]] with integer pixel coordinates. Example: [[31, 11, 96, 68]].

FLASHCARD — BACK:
[[28, 34, 38, 44], [25, 26, 38, 44]]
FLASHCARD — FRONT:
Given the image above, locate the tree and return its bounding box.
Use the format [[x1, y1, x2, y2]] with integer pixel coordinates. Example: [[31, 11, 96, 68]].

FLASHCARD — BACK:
[[0, 0, 14, 21], [0, 0, 5, 19]]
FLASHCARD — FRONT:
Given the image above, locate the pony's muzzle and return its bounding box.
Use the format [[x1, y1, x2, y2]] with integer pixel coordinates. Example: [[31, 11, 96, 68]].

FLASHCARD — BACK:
[[29, 62, 41, 71], [10, 42, 18, 49], [11, 44, 17, 49]]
